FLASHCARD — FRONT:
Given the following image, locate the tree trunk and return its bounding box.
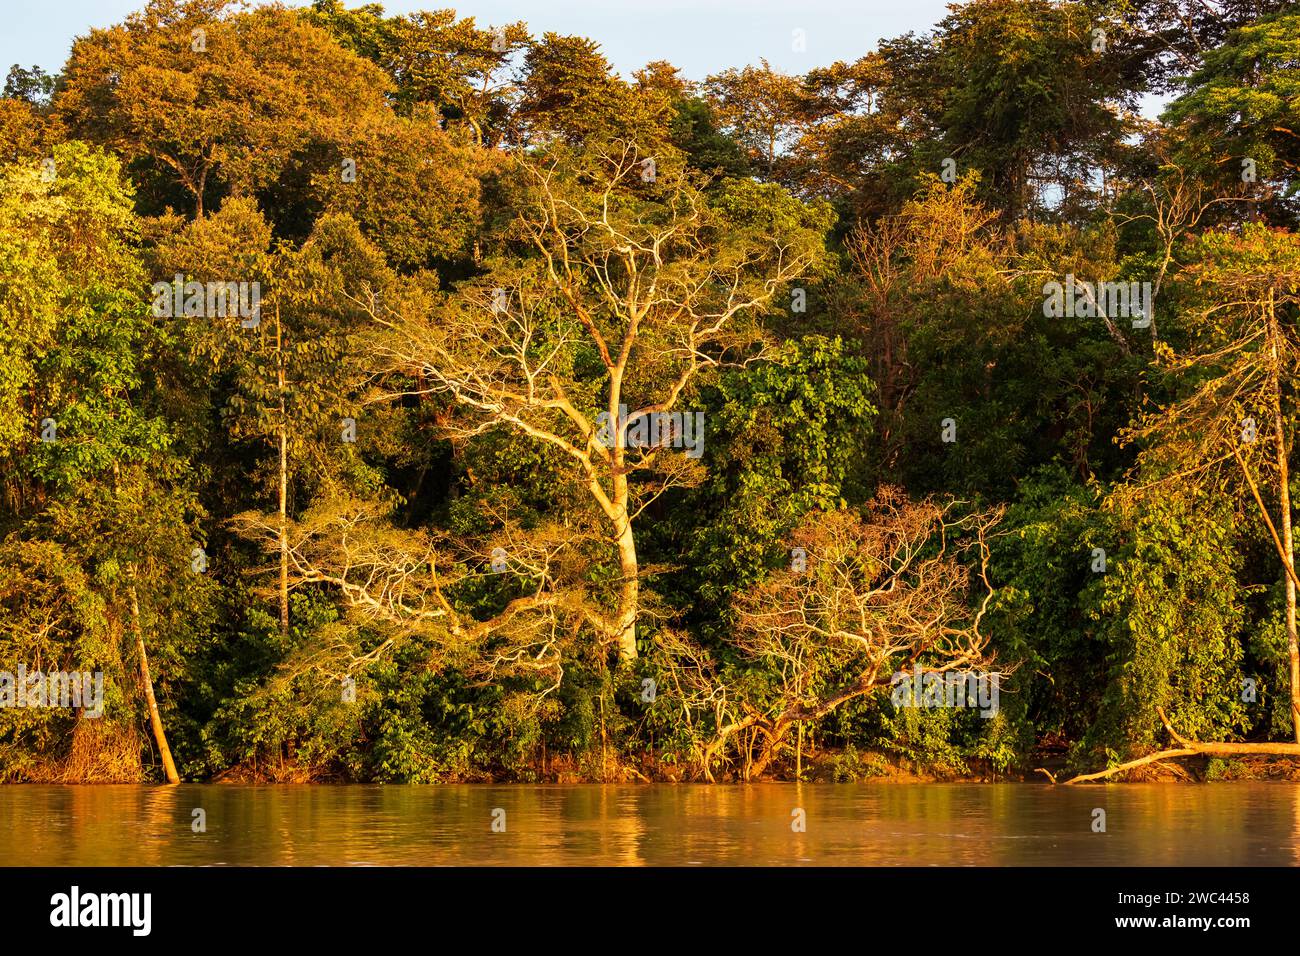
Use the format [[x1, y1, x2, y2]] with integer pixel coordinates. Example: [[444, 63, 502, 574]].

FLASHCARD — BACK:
[[614, 519, 639, 663], [747, 720, 790, 780], [1268, 289, 1299, 742], [194, 162, 208, 220], [129, 584, 180, 784], [276, 304, 290, 640], [607, 382, 638, 664], [1064, 707, 1300, 783]]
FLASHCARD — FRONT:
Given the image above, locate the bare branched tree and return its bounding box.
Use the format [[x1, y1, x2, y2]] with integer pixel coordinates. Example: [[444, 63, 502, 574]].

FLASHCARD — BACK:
[[1121, 134, 1251, 339], [658, 489, 1004, 780], [232, 500, 603, 701], [358, 141, 824, 662]]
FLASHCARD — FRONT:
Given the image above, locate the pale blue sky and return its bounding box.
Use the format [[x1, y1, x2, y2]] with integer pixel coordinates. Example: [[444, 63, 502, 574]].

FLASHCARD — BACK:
[[2, 0, 959, 81]]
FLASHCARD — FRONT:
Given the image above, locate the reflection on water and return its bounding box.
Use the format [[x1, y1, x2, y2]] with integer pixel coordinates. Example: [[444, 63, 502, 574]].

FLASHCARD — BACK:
[[2, 783, 1298, 866]]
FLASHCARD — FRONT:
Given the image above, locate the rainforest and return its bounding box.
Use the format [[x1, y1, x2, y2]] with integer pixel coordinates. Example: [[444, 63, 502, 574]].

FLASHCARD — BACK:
[[1, 0, 1299, 789]]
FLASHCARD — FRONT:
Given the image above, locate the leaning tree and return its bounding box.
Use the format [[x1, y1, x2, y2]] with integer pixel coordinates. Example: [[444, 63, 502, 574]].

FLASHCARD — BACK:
[[659, 489, 1003, 780]]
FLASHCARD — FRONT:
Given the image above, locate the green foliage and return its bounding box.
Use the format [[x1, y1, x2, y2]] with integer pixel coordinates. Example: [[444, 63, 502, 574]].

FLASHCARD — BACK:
[[672, 336, 875, 614], [1, 0, 1296, 784], [1165, 11, 1300, 209], [1081, 489, 1251, 762], [989, 467, 1116, 743]]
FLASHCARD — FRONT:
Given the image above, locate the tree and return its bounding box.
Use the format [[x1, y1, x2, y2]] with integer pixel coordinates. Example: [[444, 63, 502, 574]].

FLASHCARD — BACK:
[[777, 55, 903, 212], [660, 491, 1002, 780], [307, 2, 528, 145], [153, 197, 395, 638], [0, 143, 210, 782], [355, 143, 829, 663], [703, 61, 805, 178], [510, 34, 669, 149], [884, 0, 1138, 218], [674, 336, 877, 615], [55, 0, 392, 217], [0, 540, 122, 781], [1116, 0, 1296, 93], [1163, 10, 1300, 218], [1116, 130, 1251, 340], [4, 66, 58, 107], [1122, 224, 1300, 739], [312, 107, 490, 273]]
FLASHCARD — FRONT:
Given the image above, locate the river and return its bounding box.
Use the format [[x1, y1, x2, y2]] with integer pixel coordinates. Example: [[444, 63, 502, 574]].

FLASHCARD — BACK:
[[4, 782, 1299, 866]]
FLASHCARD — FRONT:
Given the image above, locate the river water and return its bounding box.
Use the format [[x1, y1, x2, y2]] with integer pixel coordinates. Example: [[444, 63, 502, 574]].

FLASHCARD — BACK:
[[3, 783, 1299, 866]]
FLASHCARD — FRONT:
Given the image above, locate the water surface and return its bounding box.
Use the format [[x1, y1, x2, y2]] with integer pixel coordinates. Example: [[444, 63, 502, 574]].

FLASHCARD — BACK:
[[3, 783, 1299, 866]]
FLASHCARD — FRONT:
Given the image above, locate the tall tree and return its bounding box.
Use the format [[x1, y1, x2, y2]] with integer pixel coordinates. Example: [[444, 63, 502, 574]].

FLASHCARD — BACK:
[[359, 144, 830, 662], [1122, 224, 1300, 739], [0, 143, 211, 781]]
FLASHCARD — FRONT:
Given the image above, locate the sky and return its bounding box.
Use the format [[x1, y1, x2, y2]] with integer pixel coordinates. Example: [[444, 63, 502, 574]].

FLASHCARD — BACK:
[[1, 0, 959, 81]]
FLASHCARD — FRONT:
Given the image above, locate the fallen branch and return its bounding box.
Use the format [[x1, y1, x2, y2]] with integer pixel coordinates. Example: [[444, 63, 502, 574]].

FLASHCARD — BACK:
[[1060, 708, 1300, 784]]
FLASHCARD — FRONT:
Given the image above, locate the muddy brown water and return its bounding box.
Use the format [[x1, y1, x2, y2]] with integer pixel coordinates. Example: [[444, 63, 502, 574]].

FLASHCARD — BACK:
[[3, 782, 1299, 866]]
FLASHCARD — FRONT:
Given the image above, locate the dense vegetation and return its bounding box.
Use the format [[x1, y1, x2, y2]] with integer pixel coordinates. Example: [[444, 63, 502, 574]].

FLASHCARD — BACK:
[[1, 0, 1298, 783]]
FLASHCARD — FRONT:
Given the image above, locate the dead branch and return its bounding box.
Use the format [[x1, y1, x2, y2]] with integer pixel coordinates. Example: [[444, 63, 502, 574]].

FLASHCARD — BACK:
[[1061, 707, 1300, 783]]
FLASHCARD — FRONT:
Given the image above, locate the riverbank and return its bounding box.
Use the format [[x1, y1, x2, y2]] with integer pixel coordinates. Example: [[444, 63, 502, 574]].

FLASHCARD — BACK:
[[175, 748, 1300, 785]]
